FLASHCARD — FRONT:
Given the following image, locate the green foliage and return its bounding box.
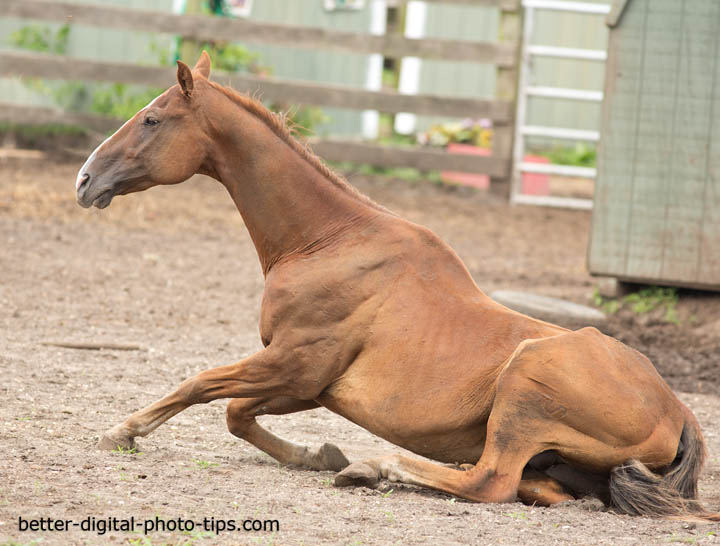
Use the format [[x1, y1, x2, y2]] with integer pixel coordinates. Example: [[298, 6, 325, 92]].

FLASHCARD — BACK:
[[11, 19, 331, 139], [284, 105, 330, 137], [544, 142, 596, 167], [198, 41, 267, 74], [91, 83, 165, 121], [624, 287, 679, 324], [592, 286, 680, 324], [0, 121, 86, 138], [592, 289, 621, 315], [10, 23, 70, 54]]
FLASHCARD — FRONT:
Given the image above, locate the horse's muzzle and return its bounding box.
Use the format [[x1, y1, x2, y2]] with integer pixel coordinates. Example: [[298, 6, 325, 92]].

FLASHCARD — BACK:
[[76, 174, 114, 209]]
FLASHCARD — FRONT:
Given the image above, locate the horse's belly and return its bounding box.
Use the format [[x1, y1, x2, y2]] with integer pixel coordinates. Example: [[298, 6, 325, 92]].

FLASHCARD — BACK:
[[316, 356, 489, 463]]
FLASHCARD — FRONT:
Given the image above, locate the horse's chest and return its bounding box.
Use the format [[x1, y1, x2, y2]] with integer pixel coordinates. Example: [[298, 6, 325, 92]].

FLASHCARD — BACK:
[[258, 276, 369, 349]]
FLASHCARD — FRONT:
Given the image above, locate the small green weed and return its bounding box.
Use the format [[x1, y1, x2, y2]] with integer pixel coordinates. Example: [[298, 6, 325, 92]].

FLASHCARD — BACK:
[[112, 445, 141, 456], [505, 510, 528, 521], [193, 459, 218, 470]]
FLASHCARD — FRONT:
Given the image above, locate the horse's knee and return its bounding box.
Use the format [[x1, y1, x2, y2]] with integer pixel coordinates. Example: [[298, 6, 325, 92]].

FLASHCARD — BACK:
[[225, 399, 258, 437]]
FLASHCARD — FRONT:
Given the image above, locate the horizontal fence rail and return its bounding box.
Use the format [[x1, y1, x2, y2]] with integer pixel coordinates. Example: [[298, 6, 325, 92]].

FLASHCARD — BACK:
[[0, 103, 118, 134], [0, 102, 509, 177], [0, 0, 519, 179], [311, 140, 508, 177], [0, 51, 514, 121], [403, 0, 520, 9], [2, 0, 516, 66]]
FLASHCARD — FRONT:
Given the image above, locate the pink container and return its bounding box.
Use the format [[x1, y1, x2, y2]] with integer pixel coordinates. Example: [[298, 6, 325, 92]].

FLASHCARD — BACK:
[[521, 154, 550, 196], [441, 143, 491, 190]]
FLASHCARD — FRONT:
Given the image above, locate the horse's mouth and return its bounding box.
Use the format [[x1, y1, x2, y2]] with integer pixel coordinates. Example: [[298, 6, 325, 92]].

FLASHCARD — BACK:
[[77, 188, 114, 209], [92, 190, 115, 209]]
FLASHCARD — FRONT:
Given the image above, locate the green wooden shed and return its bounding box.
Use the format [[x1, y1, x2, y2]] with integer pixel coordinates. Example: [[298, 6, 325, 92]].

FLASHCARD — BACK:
[[588, 0, 720, 290]]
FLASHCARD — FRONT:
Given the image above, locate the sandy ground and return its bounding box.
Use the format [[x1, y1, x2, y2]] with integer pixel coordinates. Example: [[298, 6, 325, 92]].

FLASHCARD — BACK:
[[1, 159, 719, 545]]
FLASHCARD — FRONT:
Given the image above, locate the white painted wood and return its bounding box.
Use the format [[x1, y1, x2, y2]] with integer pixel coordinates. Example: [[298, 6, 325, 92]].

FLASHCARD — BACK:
[[512, 194, 594, 209], [527, 44, 607, 61], [521, 125, 600, 141], [395, 0, 427, 134], [521, 0, 610, 14], [519, 161, 596, 178], [362, 0, 387, 139], [510, 4, 535, 205], [526, 86, 603, 101]]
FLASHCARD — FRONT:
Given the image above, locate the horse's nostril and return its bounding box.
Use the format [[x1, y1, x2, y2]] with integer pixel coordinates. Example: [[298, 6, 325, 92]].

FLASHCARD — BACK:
[[77, 173, 90, 191]]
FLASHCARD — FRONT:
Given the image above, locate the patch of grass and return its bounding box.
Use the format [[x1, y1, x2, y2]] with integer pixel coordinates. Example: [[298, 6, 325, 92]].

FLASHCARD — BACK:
[[624, 287, 679, 323], [592, 289, 621, 314], [381, 488, 394, 498], [592, 286, 680, 324]]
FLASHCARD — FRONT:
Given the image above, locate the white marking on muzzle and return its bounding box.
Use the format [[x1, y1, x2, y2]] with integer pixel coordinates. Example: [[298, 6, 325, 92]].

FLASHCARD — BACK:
[[75, 95, 161, 190]]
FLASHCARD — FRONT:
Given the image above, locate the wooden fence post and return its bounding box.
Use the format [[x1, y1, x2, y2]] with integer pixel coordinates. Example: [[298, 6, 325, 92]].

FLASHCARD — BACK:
[[491, 0, 521, 197]]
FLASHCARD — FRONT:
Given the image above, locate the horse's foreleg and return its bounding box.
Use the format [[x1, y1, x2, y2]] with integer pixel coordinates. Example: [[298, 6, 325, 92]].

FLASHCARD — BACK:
[[226, 397, 349, 471], [97, 348, 306, 450]]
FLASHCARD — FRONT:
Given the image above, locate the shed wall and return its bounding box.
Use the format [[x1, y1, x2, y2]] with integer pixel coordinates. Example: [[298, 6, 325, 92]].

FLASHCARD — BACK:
[[588, 0, 720, 289]]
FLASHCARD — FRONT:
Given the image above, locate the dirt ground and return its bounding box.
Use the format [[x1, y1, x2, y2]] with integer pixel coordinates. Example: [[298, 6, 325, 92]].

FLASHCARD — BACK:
[[1, 158, 719, 546]]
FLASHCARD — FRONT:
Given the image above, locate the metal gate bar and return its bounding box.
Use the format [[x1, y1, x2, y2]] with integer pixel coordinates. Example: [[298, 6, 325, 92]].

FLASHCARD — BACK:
[[511, 0, 611, 210]]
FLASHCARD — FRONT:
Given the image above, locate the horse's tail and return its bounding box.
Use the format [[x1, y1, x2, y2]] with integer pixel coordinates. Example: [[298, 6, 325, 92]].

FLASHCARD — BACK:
[[609, 420, 720, 521]]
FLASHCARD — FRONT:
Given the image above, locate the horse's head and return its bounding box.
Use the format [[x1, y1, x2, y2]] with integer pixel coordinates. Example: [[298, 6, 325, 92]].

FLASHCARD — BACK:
[[76, 52, 214, 208]]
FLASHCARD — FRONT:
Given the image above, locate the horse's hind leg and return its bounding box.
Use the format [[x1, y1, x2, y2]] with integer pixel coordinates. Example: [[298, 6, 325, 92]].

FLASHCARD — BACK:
[[226, 397, 350, 471], [518, 469, 575, 506], [335, 341, 584, 504]]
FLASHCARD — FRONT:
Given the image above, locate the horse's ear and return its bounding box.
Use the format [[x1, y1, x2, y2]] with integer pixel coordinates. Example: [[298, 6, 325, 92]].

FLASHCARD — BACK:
[[193, 50, 211, 79], [176, 61, 194, 97]]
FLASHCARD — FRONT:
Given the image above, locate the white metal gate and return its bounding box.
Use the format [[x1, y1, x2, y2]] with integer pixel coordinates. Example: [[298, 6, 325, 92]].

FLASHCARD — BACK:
[[511, 0, 611, 209]]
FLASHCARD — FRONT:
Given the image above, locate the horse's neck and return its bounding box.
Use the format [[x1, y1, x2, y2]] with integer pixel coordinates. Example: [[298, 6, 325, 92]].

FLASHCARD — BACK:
[[209, 108, 377, 274]]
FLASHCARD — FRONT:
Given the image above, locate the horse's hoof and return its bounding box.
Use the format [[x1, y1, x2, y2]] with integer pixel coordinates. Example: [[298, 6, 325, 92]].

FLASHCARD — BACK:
[[334, 462, 379, 488], [317, 443, 350, 472], [97, 432, 136, 451]]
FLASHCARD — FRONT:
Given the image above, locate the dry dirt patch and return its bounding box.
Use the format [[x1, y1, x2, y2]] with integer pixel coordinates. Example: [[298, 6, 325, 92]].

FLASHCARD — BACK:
[[1, 159, 718, 545]]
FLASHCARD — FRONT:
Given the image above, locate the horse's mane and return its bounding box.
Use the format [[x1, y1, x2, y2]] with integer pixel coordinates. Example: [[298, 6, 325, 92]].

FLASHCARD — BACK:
[[207, 80, 390, 214]]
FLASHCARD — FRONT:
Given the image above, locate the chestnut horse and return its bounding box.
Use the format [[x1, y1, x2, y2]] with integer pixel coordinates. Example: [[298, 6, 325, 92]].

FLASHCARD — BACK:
[[76, 52, 717, 520]]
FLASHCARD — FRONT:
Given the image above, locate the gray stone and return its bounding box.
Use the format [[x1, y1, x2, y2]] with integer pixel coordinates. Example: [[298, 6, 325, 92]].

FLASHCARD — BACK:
[[490, 290, 608, 330]]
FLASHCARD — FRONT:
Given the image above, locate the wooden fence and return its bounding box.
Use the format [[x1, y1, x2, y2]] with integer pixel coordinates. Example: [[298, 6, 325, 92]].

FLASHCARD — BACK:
[[0, 0, 520, 185]]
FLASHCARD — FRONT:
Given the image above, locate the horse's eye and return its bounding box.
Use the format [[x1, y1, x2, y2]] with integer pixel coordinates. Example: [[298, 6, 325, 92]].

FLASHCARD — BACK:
[[143, 116, 159, 126]]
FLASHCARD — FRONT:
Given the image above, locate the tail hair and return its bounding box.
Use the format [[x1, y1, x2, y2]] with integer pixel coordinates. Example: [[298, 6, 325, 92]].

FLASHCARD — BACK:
[[609, 422, 720, 521]]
